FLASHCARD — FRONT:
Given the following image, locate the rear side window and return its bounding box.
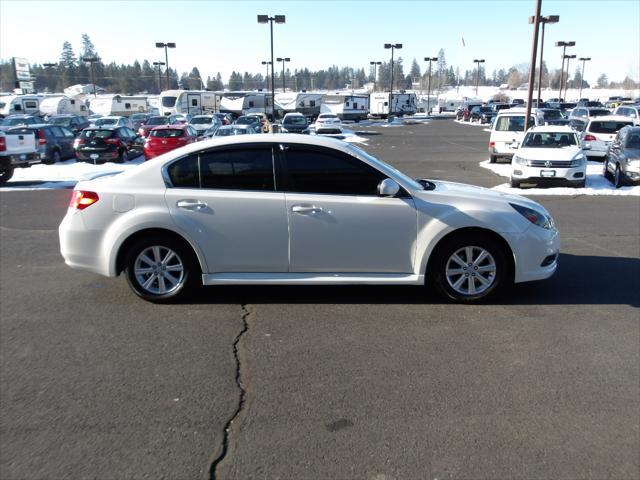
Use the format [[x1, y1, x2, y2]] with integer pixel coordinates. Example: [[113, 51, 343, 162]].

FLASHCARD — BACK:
[[167, 154, 199, 188], [282, 147, 386, 196], [495, 116, 534, 132], [589, 121, 633, 134], [199, 148, 274, 191], [151, 129, 184, 138], [50, 126, 65, 138]]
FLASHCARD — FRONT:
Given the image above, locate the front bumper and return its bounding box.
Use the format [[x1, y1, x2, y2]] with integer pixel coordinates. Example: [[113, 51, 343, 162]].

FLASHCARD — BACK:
[[512, 164, 586, 182], [504, 225, 560, 283]]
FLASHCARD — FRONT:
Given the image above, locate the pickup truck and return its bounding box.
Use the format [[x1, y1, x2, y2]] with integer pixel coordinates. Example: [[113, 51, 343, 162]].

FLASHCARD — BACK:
[[0, 130, 41, 184]]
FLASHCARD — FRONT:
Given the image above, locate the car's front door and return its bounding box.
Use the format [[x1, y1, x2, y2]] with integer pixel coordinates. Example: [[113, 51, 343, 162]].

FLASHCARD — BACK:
[[279, 145, 417, 273], [164, 145, 289, 273]]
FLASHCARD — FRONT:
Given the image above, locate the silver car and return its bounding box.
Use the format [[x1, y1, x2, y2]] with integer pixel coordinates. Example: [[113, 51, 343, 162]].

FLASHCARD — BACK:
[[604, 125, 640, 187]]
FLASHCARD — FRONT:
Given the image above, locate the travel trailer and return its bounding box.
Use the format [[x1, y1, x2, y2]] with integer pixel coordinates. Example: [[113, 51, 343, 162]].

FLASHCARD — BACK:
[[320, 93, 369, 121], [275, 91, 324, 118], [39, 96, 88, 117], [89, 95, 148, 117], [159, 90, 220, 116], [369, 92, 418, 117], [219, 91, 272, 117], [0, 95, 43, 117]]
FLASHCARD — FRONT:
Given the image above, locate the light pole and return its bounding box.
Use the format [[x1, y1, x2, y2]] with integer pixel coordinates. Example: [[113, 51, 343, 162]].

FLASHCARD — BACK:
[[261, 60, 271, 91], [424, 56, 437, 114], [155, 42, 176, 91], [82, 56, 100, 97], [578, 57, 591, 99], [384, 43, 402, 117], [370, 61, 381, 92], [563, 54, 576, 100], [153, 61, 165, 94], [555, 40, 575, 100], [529, 15, 559, 106], [258, 14, 286, 121], [473, 59, 485, 96], [276, 57, 290, 92]]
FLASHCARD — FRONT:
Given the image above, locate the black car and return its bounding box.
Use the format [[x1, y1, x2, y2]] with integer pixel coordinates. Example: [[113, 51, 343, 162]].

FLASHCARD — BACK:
[[47, 114, 90, 135], [8, 124, 76, 163], [234, 115, 262, 133], [75, 127, 144, 163], [469, 106, 496, 124]]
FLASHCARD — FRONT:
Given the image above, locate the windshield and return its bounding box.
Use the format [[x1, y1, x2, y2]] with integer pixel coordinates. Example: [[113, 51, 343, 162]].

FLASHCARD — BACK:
[[284, 116, 306, 125], [190, 117, 212, 125], [589, 109, 611, 117], [215, 127, 248, 136], [235, 117, 258, 125], [146, 117, 169, 126], [161, 96, 177, 108], [95, 118, 118, 126], [542, 110, 563, 120], [523, 132, 578, 147], [150, 129, 184, 138], [49, 117, 72, 126]]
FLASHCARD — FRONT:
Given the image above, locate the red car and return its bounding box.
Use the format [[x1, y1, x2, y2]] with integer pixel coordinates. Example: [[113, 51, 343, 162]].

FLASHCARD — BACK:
[[143, 125, 198, 160]]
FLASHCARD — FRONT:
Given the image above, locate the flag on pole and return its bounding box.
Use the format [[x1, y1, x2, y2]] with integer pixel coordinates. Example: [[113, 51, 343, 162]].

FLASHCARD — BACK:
[[461, 35, 466, 47]]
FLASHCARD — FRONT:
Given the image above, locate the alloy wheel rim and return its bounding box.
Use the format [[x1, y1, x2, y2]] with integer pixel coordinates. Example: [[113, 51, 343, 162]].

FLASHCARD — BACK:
[[134, 246, 184, 295], [445, 246, 497, 296]]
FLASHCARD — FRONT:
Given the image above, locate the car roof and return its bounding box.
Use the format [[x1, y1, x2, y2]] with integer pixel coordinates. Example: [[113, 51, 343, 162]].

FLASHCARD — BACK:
[[586, 115, 634, 123], [527, 125, 576, 133], [151, 124, 188, 130], [84, 126, 119, 130]]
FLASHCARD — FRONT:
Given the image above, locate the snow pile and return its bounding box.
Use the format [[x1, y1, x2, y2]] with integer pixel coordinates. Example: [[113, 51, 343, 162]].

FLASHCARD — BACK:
[[454, 119, 489, 127], [480, 159, 640, 196]]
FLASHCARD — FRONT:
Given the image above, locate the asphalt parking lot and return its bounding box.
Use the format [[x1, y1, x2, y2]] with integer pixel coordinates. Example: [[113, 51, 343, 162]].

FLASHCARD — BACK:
[[1, 119, 638, 479]]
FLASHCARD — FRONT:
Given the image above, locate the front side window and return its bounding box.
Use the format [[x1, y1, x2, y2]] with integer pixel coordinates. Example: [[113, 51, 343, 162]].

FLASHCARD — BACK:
[[282, 147, 386, 196], [200, 148, 274, 191]]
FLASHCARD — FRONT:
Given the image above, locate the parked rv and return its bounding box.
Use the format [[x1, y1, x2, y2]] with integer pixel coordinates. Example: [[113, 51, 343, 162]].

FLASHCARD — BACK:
[[275, 92, 324, 119], [321, 93, 369, 121], [0, 95, 42, 118], [159, 90, 220, 116], [88, 95, 147, 117], [39, 96, 88, 117], [369, 92, 417, 118], [219, 91, 272, 117]]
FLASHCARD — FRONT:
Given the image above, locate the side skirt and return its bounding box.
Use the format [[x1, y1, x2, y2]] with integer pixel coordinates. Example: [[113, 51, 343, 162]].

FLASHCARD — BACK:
[[202, 272, 424, 286]]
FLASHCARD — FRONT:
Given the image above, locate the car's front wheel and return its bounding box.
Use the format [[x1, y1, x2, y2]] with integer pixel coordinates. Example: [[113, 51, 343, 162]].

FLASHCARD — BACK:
[[0, 167, 14, 184], [431, 233, 508, 303], [124, 236, 199, 302]]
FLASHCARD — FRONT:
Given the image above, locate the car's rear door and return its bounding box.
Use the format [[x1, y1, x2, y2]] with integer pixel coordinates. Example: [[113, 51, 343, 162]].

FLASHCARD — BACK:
[[164, 144, 289, 273], [279, 144, 417, 273]]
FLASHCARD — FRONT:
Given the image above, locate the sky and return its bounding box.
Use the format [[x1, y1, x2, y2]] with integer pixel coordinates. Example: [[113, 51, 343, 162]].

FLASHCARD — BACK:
[[1, 0, 638, 86]]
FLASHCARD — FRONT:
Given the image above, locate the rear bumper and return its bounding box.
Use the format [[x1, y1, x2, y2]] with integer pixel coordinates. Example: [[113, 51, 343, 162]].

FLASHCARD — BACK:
[[0, 152, 41, 169], [59, 210, 110, 277], [76, 149, 119, 162]]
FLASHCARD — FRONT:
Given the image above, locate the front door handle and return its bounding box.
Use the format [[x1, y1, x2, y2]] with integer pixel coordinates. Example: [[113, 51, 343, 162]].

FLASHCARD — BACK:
[[291, 204, 323, 214], [177, 199, 207, 210]]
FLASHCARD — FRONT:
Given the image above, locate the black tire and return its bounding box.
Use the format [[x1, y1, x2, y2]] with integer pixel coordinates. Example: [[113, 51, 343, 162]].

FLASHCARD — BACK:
[[614, 165, 623, 189], [51, 149, 61, 164], [124, 235, 200, 303], [429, 232, 509, 303], [510, 178, 521, 188], [0, 168, 14, 184], [603, 159, 611, 181], [490, 155, 498, 163], [117, 149, 129, 163]]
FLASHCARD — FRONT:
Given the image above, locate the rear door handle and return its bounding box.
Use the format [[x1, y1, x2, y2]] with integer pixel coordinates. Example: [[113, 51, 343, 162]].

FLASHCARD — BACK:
[[291, 204, 323, 214], [177, 199, 207, 210]]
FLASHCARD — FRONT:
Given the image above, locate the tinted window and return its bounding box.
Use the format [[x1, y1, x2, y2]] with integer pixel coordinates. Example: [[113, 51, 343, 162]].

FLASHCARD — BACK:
[[495, 116, 534, 132], [50, 126, 65, 137], [167, 154, 199, 188], [626, 133, 640, 149], [200, 148, 274, 191], [283, 148, 386, 195], [151, 129, 184, 138], [589, 121, 633, 134], [61, 127, 75, 138], [81, 129, 114, 139]]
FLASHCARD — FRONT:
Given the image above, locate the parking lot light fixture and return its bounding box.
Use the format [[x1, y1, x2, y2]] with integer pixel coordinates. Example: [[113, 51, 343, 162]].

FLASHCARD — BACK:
[[152, 61, 165, 94], [258, 14, 286, 121], [276, 57, 290, 92], [424, 56, 438, 114], [555, 40, 575, 100], [155, 42, 176, 91], [578, 57, 591, 99], [370, 61, 381, 92], [384, 43, 402, 117], [530, 15, 559, 106], [82, 56, 100, 97], [563, 54, 576, 99], [473, 59, 485, 97]]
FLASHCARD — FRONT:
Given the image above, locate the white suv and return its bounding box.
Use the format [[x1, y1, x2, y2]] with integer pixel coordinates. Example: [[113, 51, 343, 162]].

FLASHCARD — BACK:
[[510, 126, 587, 188], [59, 134, 559, 303], [488, 108, 545, 162], [580, 115, 634, 159]]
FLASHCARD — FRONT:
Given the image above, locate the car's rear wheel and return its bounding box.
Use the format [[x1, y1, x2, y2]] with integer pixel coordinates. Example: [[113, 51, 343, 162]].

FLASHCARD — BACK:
[[431, 233, 508, 303], [510, 178, 521, 188], [124, 236, 199, 303], [490, 155, 498, 163], [0, 168, 14, 184], [117, 149, 129, 163], [614, 165, 623, 189]]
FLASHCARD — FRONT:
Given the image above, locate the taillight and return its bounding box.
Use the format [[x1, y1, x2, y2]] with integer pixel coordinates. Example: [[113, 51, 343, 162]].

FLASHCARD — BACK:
[[489, 141, 495, 147], [70, 191, 99, 210], [0, 136, 5, 152], [37, 130, 47, 145], [104, 138, 121, 146], [584, 134, 597, 141]]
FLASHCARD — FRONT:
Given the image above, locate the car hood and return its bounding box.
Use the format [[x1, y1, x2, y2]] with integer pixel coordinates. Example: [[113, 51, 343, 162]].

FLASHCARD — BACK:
[[516, 146, 583, 160]]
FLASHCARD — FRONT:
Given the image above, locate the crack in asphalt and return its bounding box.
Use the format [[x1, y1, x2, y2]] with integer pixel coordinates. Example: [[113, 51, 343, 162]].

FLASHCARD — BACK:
[[208, 304, 251, 480]]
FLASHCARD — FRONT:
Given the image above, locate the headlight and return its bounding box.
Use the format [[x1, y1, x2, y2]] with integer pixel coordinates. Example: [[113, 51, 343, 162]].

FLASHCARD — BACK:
[[513, 155, 528, 166], [510, 203, 555, 230], [569, 155, 586, 167]]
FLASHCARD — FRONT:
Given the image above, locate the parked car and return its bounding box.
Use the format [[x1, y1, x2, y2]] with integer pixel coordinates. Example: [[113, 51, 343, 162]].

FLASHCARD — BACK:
[[568, 107, 612, 123], [8, 124, 76, 163], [510, 99, 526, 107], [490, 103, 511, 113], [188, 115, 221, 136], [613, 105, 640, 125], [129, 113, 153, 131], [137, 115, 175, 138], [143, 125, 198, 160], [603, 126, 640, 188], [59, 134, 559, 303], [246, 112, 271, 133], [576, 100, 604, 107], [87, 114, 103, 126], [470, 106, 496, 124], [0, 114, 45, 131], [234, 115, 263, 133], [569, 118, 587, 133], [213, 112, 233, 125], [488, 108, 545, 162], [579, 115, 635, 160], [315, 113, 343, 134], [281, 113, 309, 133], [457, 102, 482, 121], [47, 114, 90, 135], [94, 116, 134, 129], [0, 129, 40, 184], [201, 124, 257, 138], [538, 108, 570, 126], [75, 126, 144, 163], [510, 126, 587, 188]]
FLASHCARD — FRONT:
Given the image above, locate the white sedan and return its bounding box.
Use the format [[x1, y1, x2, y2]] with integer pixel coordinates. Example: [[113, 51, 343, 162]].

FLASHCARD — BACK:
[[314, 113, 343, 134], [59, 134, 559, 303], [510, 126, 588, 188]]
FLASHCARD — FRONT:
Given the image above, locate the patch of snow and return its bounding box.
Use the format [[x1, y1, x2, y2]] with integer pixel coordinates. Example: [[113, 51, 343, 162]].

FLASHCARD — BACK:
[[454, 119, 489, 127], [480, 159, 639, 196]]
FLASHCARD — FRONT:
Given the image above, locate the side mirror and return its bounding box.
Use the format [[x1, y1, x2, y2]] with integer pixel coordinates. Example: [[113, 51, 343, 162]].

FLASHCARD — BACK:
[[378, 178, 400, 197]]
